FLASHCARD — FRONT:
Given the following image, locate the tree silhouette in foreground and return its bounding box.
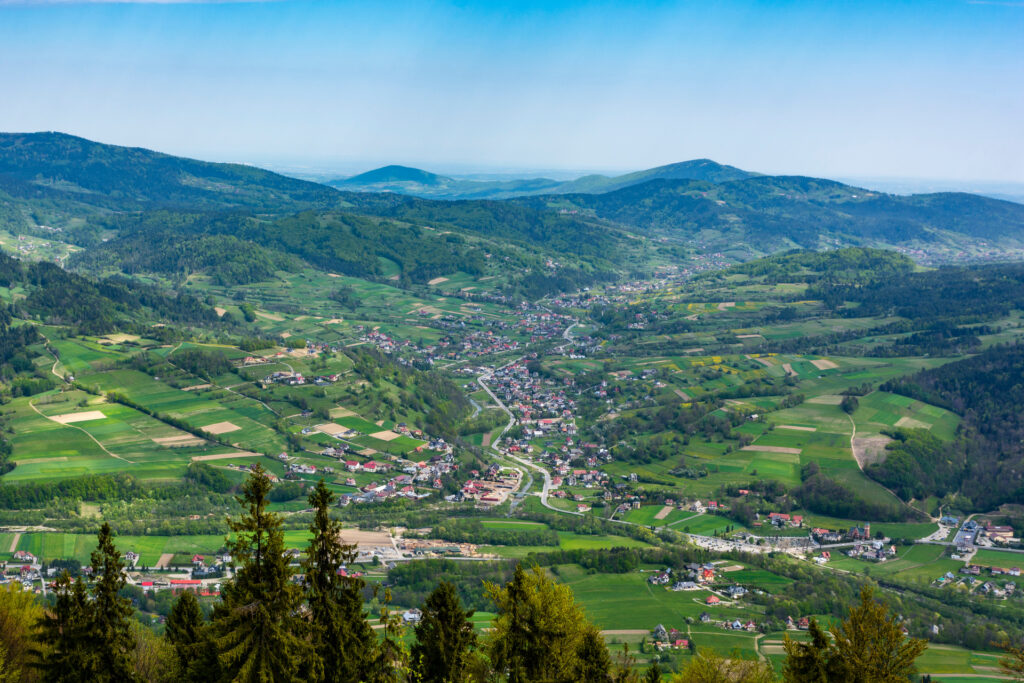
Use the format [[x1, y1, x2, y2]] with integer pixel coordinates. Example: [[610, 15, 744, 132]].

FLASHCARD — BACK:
[[303, 478, 375, 683], [212, 463, 309, 682], [411, 580, 477, 683]]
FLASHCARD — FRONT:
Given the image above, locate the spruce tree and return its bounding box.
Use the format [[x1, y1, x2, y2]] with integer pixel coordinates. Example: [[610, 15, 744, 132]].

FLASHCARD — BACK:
[[165, 591, 205, 681], [34, 572, 95, 682], [303, 479, 375, 683], [89, 522, 136, 682], [573, 624, 613, 682], [643, 660, 662, 683], [411, 580, 477, 683], [212, 464, 309, 682]]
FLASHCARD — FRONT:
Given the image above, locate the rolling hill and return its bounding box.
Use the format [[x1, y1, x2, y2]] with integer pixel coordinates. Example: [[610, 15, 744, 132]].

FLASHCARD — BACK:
[[512, 175, 1024, 259], [0, 131, 338, 219], [2, 132, 1024, 287], [329, 158, 754, 199]]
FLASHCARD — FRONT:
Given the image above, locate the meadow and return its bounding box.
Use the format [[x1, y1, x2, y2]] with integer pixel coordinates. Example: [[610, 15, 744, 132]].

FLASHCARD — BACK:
[[5, 390, 246, 482]]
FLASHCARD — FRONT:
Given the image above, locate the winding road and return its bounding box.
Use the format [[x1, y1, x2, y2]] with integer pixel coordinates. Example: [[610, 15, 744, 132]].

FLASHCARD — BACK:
[[476, 358, 578, 516]]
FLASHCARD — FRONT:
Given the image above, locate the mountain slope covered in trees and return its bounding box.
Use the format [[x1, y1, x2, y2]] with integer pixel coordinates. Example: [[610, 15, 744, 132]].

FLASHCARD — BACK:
[[4, 133, 1024, 281], [513, 176, 1024, 256], [873, 344, 1024, 510], [0, 132, 339, 220]]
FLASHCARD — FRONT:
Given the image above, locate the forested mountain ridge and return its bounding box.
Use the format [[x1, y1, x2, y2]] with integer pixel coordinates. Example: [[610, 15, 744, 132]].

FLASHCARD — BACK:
[[0, 131, 339, 217], [67, 204, 622, 289], [338, 164, 453, 186], [555, 158, 757, 194], [509, 175, 1024, 259], [4, 133, 1024, 283], [696, 247, 917, 285]]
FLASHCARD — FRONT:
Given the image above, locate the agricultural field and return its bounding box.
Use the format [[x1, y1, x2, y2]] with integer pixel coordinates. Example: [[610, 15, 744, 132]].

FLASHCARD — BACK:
[[621, 504, 692, 528], [81, 369, 286, 454], [4, 390, 245, 482], [559, 565, 764, 632]]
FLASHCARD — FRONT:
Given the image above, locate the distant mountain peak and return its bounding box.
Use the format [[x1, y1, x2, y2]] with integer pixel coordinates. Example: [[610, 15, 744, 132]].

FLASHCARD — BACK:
[[340, 165, 449, 186]]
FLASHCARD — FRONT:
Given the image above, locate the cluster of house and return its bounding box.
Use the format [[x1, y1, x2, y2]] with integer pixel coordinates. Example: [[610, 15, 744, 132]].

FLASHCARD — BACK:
[[651, 613, 760, 648], [763, 512, 804, 528], [513, 310, 575, 345], [810, 523, 872, 544], [486, 361, 579, 427], [978, 521, 1021, 547], [648, 564, 722, 589], [339, 452, 461, 505], [688, 500, 725, 514], [547, 290, 612, 310], [261, 371, 342, 386], [451, 465, 521, 506], [936, 565, 1020, 598], [785, 616, 813, 630], [286, 461, 320, 475], [956, 519, 1023, 551], [2, 551, 45, 589], [650, 625, 691, 651], [845, 541, 898, 562], [188, 552, 231, 579], [358, 324, 527, 365]]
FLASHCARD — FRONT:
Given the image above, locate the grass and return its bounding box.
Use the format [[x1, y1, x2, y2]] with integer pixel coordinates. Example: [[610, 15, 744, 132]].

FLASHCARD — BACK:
[[622, 504, 689, 527], [481, 531, 651, 559], [558, 567, 764, 644], [11, 530, 325, 566], [82, 369, 287, 455], [970, 548, 1024, 569], [852, 391, 960, 441], [5, 390, 250, 483]]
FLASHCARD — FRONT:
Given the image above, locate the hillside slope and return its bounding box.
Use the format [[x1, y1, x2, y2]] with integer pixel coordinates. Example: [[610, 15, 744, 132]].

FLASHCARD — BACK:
[[0, 132, 338, 217], [515, 176, 1024, 259]]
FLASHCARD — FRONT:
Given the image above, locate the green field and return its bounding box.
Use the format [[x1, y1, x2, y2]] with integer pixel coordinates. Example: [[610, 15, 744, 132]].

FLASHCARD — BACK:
[[970, 548, 1024, 569], [558, 566, 764, 638], [11, 530, 325, 566], [6, 389, 250, 482]]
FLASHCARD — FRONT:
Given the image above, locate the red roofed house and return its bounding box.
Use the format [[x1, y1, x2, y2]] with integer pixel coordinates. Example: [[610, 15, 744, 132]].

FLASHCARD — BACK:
[[706, 595, 720, 605]]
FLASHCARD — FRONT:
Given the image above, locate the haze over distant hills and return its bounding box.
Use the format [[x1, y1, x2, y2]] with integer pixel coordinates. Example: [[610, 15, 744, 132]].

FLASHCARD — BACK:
[[330, 159, 756, 200]]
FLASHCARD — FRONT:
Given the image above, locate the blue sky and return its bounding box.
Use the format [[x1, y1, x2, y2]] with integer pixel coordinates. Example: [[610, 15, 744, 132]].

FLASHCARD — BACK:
[[0, 0, 1021, 181]]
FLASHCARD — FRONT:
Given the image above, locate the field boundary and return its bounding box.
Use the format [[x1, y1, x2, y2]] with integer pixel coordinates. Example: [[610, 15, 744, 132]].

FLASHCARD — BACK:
[[28, 399, 135, 463]]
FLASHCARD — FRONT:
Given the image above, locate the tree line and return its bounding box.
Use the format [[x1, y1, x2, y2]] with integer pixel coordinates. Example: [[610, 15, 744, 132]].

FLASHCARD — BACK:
[[0, 463, 961, 682]]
